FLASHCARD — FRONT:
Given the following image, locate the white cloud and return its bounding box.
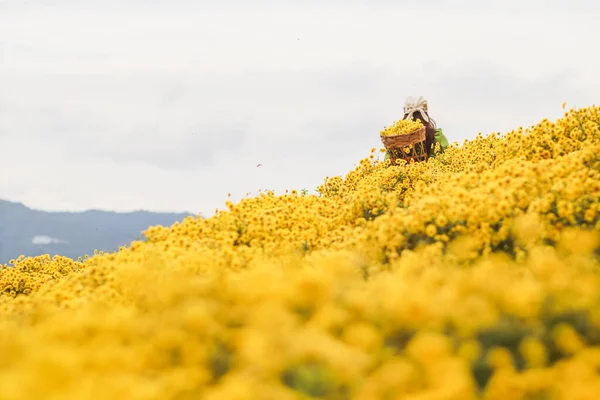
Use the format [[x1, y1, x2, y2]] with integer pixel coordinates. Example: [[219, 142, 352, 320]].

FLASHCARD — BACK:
[[31, 235, 65, 245]]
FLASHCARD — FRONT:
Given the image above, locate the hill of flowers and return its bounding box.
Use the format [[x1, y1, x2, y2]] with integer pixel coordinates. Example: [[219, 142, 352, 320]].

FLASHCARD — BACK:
[[1, 104, 600, 400]]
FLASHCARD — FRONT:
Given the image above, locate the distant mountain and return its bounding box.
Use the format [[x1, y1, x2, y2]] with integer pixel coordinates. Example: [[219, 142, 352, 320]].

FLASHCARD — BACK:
[[0, 199, 196, 264]]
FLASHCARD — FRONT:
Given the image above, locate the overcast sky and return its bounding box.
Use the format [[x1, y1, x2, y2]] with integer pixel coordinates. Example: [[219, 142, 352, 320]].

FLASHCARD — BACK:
[[1, 0, 599, 216]]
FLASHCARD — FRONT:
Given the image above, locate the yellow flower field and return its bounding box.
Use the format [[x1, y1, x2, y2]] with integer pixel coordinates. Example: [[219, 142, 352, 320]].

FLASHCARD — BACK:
[[1, 104, 600, 400]]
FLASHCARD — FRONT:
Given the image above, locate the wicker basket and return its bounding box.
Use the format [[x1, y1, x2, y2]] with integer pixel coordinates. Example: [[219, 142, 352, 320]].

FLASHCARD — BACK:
[[380, 125, 428, 165]]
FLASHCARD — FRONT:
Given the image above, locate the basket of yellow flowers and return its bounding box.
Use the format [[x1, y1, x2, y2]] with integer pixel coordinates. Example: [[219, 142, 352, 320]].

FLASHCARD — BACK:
[[380, 118, 428, 165]]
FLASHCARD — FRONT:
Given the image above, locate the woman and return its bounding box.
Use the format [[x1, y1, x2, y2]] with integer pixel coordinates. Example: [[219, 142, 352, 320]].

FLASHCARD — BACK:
[[384, 96, 449, 161]]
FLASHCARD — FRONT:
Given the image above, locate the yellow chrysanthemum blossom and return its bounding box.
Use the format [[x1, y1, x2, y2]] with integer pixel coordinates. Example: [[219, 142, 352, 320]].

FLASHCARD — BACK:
[[380, 118, 424, 137]]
